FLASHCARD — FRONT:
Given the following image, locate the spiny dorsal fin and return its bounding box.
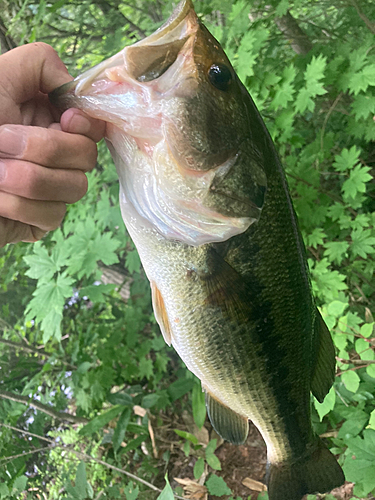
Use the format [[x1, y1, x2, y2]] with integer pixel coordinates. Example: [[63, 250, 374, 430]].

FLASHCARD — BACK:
[[310, 309, 336, 403], [205, 388, 248, 445], [151, 281, 172, 346]]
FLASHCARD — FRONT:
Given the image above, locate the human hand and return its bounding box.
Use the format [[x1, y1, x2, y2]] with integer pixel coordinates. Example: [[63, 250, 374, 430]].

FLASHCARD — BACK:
[[0, 42, 106, 247]]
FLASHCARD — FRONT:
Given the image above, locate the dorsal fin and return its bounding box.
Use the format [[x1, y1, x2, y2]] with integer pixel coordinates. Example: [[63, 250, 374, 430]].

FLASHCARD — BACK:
[[310, 309, 336, 403]]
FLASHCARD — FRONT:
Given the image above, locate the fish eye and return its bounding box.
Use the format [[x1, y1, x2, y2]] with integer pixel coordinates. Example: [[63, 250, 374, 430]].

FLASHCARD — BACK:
[[208, 64, 232, 91]]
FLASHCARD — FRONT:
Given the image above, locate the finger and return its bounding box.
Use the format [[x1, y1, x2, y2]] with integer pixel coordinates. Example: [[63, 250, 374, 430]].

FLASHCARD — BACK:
[[61, 109, 106, 143], [0, 159, 88, 203], [0, 218, 46, 247], [0, 43, 71, 105], [0, 192, 66, 232], [0, 124, 97, 172]]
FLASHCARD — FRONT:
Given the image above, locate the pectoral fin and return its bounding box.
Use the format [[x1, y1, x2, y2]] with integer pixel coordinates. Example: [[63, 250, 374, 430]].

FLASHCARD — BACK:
[[205, 389, 248, 445], [310, 309, 336, 403], [151, 281, 172, 346]]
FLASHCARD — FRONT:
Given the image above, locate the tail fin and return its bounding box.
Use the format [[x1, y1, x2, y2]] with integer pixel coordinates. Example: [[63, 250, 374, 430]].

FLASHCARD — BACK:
[[266, 439, 345, 500]]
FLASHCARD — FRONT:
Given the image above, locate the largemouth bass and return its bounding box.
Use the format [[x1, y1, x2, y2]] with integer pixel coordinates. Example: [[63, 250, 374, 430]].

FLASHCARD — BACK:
[[50, 1, 345, 498]]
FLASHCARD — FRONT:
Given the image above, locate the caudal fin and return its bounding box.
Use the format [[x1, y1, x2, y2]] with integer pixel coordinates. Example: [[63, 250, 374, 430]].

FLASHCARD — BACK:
[[266, 439, 345, 500]]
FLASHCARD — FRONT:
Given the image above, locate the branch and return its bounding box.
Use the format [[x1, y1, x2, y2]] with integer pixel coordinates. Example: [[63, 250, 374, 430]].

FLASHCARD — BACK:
[[0, 338, 77, 370], [275, 11, 313, 55], [0, 423, 189, 500], [0, 422, 55, 443], [0, 389, 88, 424], [349, 0, 375, 34], [71, 451, 190, 500], [0, 446, 53, 463]]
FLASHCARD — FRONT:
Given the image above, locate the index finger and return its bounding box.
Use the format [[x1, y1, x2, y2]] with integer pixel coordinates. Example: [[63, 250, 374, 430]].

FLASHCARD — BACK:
[[0, 43, 71, 105]]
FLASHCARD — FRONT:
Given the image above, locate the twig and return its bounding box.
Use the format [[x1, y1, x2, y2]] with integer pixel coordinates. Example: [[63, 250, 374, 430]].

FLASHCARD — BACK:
[[336, 357, 375, 365], [286, 171, 357, 216], [0, 338, 77, 370], [349, 0, 375, 33], [0, 424, 189, 499], [0, 389, 87, 424], [74, 451, 189, 500], [0, 423, 55, 443], [320, 93, 343, 151], [336, 364, 370, 377], [0, 446, 53, 463]]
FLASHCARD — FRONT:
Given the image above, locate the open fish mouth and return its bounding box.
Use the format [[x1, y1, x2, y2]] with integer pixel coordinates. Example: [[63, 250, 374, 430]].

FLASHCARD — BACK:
[[49, 0, 199, 114], [50, 0, 266, 246]]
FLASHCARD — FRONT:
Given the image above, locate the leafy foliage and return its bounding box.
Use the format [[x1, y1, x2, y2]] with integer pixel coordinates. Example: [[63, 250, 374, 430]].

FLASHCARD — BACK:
[[0, 0, 375, 498]]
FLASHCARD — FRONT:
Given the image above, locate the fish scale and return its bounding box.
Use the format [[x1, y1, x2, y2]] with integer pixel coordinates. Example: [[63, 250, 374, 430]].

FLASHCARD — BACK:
[[50, 0, 345, 497]]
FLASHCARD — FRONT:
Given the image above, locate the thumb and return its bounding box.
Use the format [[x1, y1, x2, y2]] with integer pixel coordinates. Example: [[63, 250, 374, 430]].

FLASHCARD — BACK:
[[0, 43, 72, 105]]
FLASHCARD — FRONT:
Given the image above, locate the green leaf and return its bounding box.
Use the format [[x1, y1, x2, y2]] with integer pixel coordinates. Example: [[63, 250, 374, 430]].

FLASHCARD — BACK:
[[206, 475, 232, 496], [333, 146, 361, 172], [79, 406, 124, 436], [183, 440, 190, 457], [0, 484, 9, 498], [350, 228, 375, 258], [324, 241, 349, 265], [192, 382, 206, 429], [80, 284, 116, 303], [342, 165, 372, 200], [138, 358, 153, 379], [124, 482, 139, 500], [107, 392, 133, 406], [306, 228, 326, 249], [157, 475, 175, 500], [25, 272, 74, 342], [355, 338, 374, 361], [338, 410, 368, 438], [75, 462, 87, 499], [167, 378, 194, 402], [174, 429, 199, 445], [12, 476, 27, 493], [348, 65, 375, 95], [360, 323, 374, 338], [24, 244, 62, 280], [327, 300, 348, 318], [352, 94, 375, 120], [368, 410, 375, 430], [141, 394, 160, 409], [206, 453, 222, 471], [125, 250, 141, 274], [194, 457, 205, 480], [206, 439, 217, 456], [113, 407, 131, 453], [341, 370, 360, 393], [367, 364, 375, 378], [314, 387, 336, 421]]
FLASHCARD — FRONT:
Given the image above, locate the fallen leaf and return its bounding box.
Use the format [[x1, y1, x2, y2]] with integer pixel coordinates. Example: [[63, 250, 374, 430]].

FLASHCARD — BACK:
[[174, 477, 208, 500], [133, 405, 147, 417], [242, 477, 267, 492]]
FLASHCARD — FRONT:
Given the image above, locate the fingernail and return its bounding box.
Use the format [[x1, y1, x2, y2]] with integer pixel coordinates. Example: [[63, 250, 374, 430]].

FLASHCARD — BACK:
[[0, 161, 6, 182], [0, 127, 26, 157], [69, 113, 91, 134]]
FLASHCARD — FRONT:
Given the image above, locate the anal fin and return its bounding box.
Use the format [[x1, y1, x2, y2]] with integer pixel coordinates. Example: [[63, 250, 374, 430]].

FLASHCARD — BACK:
[[311, 309, 336, 403], [151, 281, 172, 346], [205, 389, 248, 445]]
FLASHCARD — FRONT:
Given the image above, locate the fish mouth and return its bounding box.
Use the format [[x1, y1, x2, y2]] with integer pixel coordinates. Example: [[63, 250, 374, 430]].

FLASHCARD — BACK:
[[49, 0, 199, 110]]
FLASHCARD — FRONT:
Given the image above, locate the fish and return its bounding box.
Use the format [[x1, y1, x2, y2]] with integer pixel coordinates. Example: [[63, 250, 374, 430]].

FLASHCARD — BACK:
[[49, 1, 345, 498]]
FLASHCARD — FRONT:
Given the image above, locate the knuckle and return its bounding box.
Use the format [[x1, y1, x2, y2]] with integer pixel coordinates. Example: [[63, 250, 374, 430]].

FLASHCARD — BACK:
[[47, 203, 66, 230], [21, 163, 41, 198], [31, 42, 58, 59], [76, 172, 88, 199]]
